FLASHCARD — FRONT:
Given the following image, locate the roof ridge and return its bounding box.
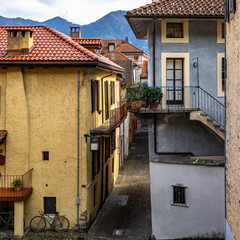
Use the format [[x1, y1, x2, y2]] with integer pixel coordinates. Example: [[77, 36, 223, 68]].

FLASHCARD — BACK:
[[41, 25, 98, 61]]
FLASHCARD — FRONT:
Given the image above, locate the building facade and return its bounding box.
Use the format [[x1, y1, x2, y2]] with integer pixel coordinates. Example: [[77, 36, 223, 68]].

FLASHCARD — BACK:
[[0, 25, 126, 236], [126, 0, 225, 239], [225, 0, 240, 239]]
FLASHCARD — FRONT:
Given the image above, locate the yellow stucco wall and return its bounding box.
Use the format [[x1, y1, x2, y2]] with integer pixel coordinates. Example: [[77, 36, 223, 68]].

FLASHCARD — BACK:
[[0, 66, 120, 231]]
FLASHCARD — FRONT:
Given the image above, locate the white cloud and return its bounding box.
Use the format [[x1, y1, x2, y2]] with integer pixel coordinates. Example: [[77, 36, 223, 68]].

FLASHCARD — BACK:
[[0, 0, 150, 24]]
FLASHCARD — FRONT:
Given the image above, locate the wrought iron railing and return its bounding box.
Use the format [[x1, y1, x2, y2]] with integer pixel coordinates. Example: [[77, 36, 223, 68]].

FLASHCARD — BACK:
[[0, 168, 33, 199], [126, 86, 225, 128], [91, 103, 127, 134]]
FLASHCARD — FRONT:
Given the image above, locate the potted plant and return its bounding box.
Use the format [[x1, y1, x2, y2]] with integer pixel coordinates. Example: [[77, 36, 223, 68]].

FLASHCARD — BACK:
[[126, 83, 142, 110], [12, 178, 22, 191], [147, 87, 163, 109]]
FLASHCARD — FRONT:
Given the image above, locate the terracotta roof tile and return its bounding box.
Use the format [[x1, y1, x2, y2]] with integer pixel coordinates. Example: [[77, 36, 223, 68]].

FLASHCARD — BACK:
[[127, 0, 224, 17], [102, 40, 144, 54], [0, 25, 123, 72], [0, 130, 7, 141], [72, 38, 102, 46], [105, 51, 131, 61]]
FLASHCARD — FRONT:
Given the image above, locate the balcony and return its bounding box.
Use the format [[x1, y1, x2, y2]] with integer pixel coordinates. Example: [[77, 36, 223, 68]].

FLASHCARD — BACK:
[[91, 103, 127, 134], [0, 169, 33, 201], [127, 86, 225, 129]]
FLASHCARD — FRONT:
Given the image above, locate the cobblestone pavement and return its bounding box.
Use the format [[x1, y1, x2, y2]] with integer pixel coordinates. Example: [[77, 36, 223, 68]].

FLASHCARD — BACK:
[[89, 126, 151, 240], [0, 126, 151, 240]]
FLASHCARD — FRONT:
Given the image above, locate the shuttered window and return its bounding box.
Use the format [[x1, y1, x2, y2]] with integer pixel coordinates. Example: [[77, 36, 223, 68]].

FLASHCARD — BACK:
[[44, 197, 56, 213], [105, 81, 109, 120], [96, 80, 100, 112], [91, 80, 95, 113]]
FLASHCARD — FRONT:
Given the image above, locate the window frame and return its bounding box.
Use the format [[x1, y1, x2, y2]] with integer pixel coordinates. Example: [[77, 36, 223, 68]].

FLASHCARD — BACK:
[[217, 53, 225, 97], [217, 20, 225, 44], [161, 19, 189, 43], [44, 197, 56, 214], [171, 184, 188, 207]]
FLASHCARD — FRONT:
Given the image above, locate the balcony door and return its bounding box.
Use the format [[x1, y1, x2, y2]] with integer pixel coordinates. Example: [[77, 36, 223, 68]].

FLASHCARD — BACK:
[[166, 58, 184, 105]]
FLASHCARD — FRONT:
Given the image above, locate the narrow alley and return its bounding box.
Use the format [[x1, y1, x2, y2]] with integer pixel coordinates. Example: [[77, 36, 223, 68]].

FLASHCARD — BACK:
[[89, 125, 152, 240]]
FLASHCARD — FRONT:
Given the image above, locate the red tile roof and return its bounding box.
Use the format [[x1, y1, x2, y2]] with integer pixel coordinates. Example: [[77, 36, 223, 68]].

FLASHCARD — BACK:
[[126, 0, 224, 17], [105, 51, 131, 61], [0, 25, 123, 72], [72, 38, 102, 47], [0, 130, 7, 141], [102, 40, 144, 54]]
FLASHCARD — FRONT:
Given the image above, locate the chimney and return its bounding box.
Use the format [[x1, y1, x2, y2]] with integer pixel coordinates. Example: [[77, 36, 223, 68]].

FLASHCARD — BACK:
[[70, 27, 81, 38], [6, 29, 34, 56], [125, 36, 128, 43]]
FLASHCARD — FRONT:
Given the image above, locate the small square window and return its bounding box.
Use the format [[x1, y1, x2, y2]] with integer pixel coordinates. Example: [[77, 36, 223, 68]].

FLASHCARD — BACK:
[[172, 184, 187, 206], [44, 197, 56, 214], [166, 23, 183, 38], [42, 151, 49, 161]]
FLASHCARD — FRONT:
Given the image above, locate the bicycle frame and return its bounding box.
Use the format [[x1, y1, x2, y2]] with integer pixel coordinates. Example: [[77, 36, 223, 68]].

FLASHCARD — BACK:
[[40, 213, 62, 228]]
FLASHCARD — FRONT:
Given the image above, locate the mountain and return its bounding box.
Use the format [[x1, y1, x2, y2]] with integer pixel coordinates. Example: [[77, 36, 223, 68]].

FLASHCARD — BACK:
[[0, 11, 147, 53]]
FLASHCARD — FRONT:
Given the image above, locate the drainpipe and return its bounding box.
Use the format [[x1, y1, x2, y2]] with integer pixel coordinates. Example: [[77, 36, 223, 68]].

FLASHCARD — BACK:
[[77, 71, 80, 231], [152, 18, 158, 154]]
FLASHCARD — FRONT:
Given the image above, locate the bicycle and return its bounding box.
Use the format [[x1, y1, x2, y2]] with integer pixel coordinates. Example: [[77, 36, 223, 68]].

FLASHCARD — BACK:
[[0, 211, 14, 230], [30, 211, 69, 232]]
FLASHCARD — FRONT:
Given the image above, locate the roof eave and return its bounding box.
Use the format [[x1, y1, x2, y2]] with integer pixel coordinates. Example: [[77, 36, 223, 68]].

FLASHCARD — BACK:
[[126, 14, 224, 40]]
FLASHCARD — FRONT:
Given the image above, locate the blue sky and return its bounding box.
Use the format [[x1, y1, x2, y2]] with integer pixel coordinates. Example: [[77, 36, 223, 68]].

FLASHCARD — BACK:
[[0, 0, 150, 24]]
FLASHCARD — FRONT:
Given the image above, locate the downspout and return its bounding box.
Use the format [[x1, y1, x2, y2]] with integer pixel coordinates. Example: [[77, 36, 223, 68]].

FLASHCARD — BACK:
[[152, 18, 158, 154], [224, 0, 227, 226], [77, 71, 80, 231]]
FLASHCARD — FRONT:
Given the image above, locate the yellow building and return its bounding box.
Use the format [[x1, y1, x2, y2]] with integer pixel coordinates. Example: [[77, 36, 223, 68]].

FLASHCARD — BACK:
[[0, 25, 126, 236]]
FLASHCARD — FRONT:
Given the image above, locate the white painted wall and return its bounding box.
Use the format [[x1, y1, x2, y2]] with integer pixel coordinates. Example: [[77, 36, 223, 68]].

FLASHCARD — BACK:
[[225, 220, 235, 240], [150, 162, 225, 239]]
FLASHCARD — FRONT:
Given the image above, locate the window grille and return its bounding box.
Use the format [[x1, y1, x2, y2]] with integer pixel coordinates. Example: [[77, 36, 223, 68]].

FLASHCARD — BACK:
[[172, 183, 187, 206], [44, 197, 56, 213]]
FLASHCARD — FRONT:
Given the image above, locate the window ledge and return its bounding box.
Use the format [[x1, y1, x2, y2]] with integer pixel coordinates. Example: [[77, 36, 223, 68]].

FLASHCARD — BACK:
[[171, 203, 189, 208]]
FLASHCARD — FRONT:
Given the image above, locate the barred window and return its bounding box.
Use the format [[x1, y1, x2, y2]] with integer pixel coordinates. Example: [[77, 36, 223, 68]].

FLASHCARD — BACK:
[[166, 23, 183, 38], [172, 184, 187, 206]]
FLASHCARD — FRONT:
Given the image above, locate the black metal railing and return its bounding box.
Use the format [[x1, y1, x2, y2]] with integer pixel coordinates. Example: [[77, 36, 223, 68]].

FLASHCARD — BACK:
[[126, 86, 225, 128]]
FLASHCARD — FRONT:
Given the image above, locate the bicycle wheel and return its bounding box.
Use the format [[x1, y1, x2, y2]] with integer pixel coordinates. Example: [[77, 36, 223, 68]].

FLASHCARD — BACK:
[[53, 215, 69, 232], [30, 216, 46, 232]]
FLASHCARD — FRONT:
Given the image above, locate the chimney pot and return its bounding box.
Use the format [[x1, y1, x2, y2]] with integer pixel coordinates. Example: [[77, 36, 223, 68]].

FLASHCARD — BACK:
[[70, 27, 81, 38], [125, 37, 128, 43], [6, 29, 34, 56]]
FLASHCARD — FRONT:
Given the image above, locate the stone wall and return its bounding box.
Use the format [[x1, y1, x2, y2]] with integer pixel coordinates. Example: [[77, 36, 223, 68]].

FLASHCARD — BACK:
[[226, 0, 240, 238]]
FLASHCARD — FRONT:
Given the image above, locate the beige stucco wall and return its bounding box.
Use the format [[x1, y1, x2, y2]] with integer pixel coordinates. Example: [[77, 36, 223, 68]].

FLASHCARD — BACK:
[[0, 66, 120, 231], [226, 1, 240, 238]]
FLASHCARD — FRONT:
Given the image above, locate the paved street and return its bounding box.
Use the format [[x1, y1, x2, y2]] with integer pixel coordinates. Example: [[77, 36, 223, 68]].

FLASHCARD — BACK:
[[89, 125, 151, 240], [0, 126, 151, 240]]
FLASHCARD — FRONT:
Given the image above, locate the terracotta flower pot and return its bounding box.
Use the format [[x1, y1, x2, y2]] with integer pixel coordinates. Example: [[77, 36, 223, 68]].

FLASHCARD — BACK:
[[14, 186, 22, 192], [141, 100, 147, 108], [131, 100, 142, 110], [150, 102, 158, 109]]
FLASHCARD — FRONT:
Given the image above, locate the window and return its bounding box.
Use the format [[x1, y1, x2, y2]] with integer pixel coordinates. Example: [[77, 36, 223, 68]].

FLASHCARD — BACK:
[[166, 23, 183, 38], [44, 197, 56, 213], [42, 151, 49, 161], [91, 80, 95, 113], [108, 43, 115, 52], [217, 20, 225, 43], [172, 184, 187, 206], [112, 158, 114, 173], [105, 81, 109, 120], [105, 137, 110, 162], [162, 20, 189, 43], [93, 185, 97, 207], [217, 53, 225, 97], [92, 152, 97, 180], [110, 81, 115, 105], [111, 130, 115, 154], [96, 81, 100, 112]]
